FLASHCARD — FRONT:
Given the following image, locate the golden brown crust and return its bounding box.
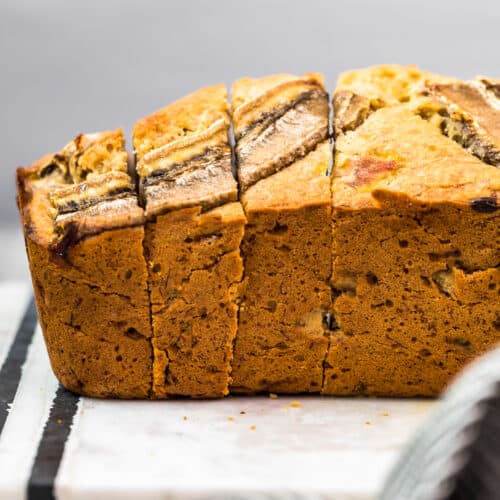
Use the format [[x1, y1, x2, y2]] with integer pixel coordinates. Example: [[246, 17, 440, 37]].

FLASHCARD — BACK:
[[242, 140, 331, 211], [63, 130, 128, 182], [133, 85, 229, 161], [336, 65, 447, 107], [17, 164, 58, 248], [333, 65, 453, 138], [333, 105, 500, 210]]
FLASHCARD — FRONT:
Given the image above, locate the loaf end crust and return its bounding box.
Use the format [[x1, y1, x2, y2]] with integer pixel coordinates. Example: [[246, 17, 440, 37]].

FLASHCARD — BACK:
[[17, 130, 153, 398], [326, 65, 500, 396]]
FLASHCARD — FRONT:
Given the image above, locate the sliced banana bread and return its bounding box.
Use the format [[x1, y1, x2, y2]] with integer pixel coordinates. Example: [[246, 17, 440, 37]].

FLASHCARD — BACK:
[[133, 85, 246, 398], [230, 74, 332, 393]]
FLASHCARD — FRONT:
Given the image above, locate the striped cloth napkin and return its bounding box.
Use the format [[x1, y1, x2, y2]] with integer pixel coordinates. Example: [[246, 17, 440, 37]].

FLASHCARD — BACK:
[[381, 343, 500, 500]]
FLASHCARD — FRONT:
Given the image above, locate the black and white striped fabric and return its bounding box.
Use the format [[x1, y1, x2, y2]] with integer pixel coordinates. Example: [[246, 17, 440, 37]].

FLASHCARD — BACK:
[[380, 345, 500, 500], [7, 281, 498, 500], [0, 285, 78, 500]]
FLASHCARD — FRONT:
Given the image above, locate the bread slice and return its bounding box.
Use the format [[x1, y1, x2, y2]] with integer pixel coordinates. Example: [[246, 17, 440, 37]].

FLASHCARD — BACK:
[[325, 65, 500, 396], [230, 74, 332, 393], [134, 86, 246, 398], [16, 130, 153, 398]]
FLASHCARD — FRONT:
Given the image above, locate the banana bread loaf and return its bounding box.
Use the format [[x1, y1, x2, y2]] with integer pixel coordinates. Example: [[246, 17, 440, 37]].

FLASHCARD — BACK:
[[16, 66, 500, 399], [16, 130, 153, 398], [324, 65, 500, 396], [230, 74, 332, 393], [133, 85, 246, 398]]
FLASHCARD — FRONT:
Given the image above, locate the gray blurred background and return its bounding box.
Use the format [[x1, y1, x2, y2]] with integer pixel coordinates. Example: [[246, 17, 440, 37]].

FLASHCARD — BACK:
[[1, 0, 499, 282]]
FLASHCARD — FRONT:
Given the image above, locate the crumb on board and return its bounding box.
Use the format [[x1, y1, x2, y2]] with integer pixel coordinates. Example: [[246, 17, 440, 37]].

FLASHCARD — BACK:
[[228, 417, 235, 422], [183, 416, 188, 421], [250, 425, 256, 431], [290, 401, 301, 408], [240, 411, 246, 415], [383, 412, 389, 417], [365, 421, 371, 426], [269, 393, 278, 399]]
